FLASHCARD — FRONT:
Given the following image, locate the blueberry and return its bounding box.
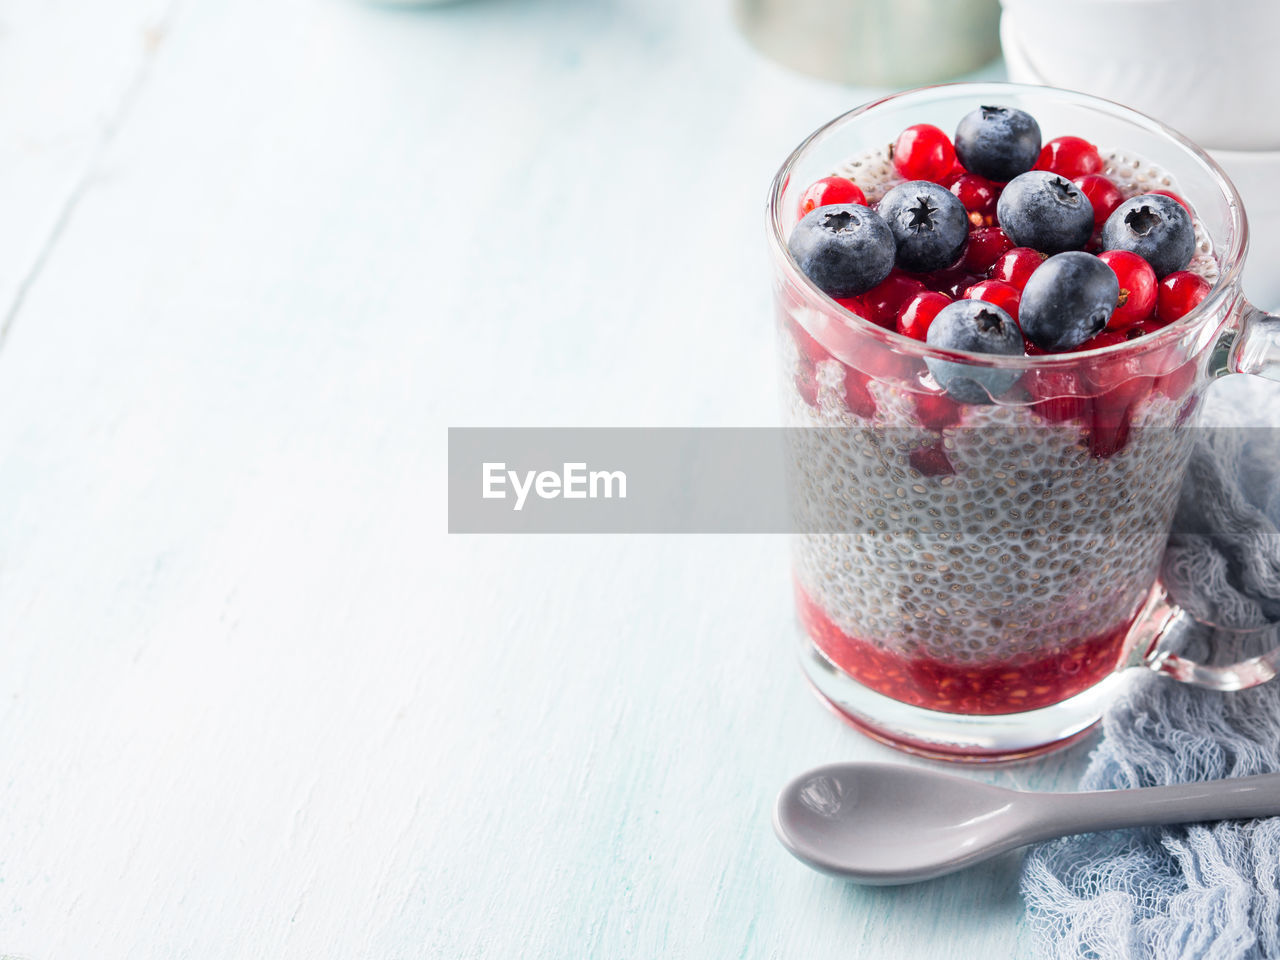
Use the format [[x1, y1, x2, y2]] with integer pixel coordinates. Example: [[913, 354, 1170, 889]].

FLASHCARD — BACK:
[[1019, 251, 1119, 351], [787, 204, 896, 298], [924, 300, 1024, 403], [1100, 193, 1195, 278], [997, 171, 1094, 254], [954, 105, 1041, 182], [877, 181, 969, 273]]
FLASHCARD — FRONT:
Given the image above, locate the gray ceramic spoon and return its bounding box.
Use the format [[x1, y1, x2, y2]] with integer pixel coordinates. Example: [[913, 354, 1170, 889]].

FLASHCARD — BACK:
[[775, 762, 1280, 885]]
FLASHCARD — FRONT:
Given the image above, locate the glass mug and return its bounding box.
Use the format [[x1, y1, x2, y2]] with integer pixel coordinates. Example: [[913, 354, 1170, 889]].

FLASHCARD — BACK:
[[768, 83, 1280, 761]]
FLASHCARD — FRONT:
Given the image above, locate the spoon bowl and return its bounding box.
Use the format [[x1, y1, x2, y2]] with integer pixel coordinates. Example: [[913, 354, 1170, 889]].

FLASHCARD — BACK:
[[775, 762, 1280, 885], [775, 763, 1034, 884]]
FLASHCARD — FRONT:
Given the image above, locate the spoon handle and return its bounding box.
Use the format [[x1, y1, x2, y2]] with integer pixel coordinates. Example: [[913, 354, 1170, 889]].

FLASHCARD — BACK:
[[1031, 772, 1280, 839]]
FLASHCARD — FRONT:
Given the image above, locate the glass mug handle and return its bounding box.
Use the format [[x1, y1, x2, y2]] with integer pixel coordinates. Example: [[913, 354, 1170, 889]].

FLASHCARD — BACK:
[[1129, 300, 1280, 690], [1128, 586, 1280, 691]]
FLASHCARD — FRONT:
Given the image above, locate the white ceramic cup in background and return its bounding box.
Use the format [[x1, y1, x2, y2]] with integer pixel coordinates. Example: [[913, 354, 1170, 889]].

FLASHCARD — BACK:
[[1000, 0, 1280, 151], [1001, 1, 1280, 308]]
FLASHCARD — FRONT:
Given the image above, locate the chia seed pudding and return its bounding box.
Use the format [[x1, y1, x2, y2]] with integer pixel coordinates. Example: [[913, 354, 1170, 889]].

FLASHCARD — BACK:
[[782, 143, 1218, 716]]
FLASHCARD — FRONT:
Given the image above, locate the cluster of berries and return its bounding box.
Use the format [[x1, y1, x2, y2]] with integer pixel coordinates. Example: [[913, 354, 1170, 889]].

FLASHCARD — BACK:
[[787, 105, 1212, 407]]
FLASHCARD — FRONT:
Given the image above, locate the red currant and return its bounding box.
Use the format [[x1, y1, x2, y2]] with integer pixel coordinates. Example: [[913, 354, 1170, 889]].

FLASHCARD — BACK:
[[1150, 189, 1192, 216], [843, 366, 876, 418], [1074, 332, 1154, 451], [913, 391, 963, 431], [1155, 271, 1210, 325], [964, 279, 1021, 322], [1089, 374, 1153, 458], [1034, 136, 1103, 179], [896, 291, 951, 341], [989, 247, 1045, 291], [1026, 368, 1090, 423], [859, 272, 926, 328], [1157, 360, 1198, 401], [921, 265, 984, 299], [1079, 330, 1129, 351], [788, 318, 829, 366], [960, 226, 1013, 273], [1098, 250, 1157, 329], [834, 296, 866, 318], [1081, 333, 1160, 398], [950, 174, 1000, 220], [908, 440, 955, 476], [798, 176, 867, 219], [1073, 174, 1124, 228], [938, 159, 968, 188], [892, 125, 958, 183]]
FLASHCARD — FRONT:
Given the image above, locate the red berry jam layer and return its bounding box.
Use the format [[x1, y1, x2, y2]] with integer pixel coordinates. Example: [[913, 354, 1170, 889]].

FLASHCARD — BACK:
[[797, 582, 1132, 714]]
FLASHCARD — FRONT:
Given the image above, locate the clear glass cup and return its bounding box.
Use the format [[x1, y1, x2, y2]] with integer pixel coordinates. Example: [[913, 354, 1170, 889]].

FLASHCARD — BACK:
[[768, 82, 1280, 762]]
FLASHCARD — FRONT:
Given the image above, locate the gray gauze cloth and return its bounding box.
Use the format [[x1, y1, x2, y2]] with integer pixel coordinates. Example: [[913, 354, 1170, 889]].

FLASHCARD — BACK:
[[1021, 384, 1280, 959]]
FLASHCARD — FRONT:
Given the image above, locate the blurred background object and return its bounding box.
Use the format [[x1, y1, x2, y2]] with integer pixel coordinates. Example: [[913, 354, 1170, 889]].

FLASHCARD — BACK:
[[735, 0, 1001, 86], [1000, 0, 1280, 151], [1000, 0, 1280, 306]]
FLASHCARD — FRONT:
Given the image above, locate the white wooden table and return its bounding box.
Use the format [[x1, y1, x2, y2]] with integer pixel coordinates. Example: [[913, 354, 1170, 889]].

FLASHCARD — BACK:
[[12, 1, 1272, 956]]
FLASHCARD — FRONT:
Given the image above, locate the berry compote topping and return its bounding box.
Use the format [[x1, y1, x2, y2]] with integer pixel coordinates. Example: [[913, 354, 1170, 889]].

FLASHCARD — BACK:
[[786, 106, 1217, 435], [790, 111, 1210, 364]]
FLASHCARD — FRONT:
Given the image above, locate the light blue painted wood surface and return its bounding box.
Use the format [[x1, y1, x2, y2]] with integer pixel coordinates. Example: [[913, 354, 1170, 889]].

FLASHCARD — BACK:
[[0, 0, 1187, 957]]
